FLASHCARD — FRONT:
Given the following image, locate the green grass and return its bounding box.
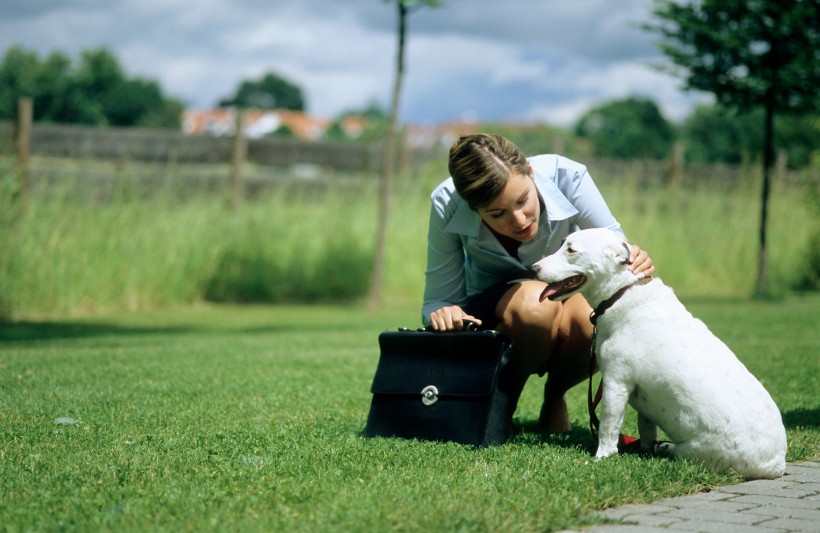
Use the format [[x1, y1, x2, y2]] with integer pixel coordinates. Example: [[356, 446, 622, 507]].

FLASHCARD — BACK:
[[1, 296, 818, 532]]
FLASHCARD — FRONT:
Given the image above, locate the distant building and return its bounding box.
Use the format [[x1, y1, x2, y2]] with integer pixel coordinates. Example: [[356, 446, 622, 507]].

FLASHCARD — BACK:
[[181, 108, 332, 141], [181, 107, 492, 149]]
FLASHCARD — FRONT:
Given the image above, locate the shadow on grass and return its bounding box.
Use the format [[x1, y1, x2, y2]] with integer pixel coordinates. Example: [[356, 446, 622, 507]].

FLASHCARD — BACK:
[[0, 321, 196, 342], [782, 407, 820, 429], [514, 420, 597, 453], [0, 313, 382, 342]]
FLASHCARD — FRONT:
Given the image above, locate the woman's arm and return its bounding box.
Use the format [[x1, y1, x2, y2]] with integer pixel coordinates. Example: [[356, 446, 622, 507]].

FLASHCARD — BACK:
[[555, 158, 655, 277], [421, 191, 469, 326], [553, 158, 623, 234]]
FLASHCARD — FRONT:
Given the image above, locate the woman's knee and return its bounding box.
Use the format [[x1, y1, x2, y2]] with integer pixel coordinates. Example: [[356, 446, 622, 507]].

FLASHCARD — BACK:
[[496, 281, 561, 335]]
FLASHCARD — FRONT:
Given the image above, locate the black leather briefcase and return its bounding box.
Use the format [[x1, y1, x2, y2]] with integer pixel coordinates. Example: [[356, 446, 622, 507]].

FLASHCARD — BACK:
[[363, 325, 513, 447]]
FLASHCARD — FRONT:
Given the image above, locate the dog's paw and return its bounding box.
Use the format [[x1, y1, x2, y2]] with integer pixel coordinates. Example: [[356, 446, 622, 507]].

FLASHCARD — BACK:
[[595, 446, 618, 459], [654, 441, 676, 457]]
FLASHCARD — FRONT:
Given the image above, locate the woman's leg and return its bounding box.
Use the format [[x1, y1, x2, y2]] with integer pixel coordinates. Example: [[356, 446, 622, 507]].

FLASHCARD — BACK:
[[493, 281, 594, 432], [540, 292, 595, 432]]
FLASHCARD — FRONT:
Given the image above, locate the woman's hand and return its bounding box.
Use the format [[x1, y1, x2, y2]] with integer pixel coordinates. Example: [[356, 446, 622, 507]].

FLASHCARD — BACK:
[[428, 305, 482, 332], [628, 244, 655, 279]]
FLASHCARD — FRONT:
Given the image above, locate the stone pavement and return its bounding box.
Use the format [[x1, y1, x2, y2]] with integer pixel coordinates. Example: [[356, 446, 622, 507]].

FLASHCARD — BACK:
[[561, 457, 820, 533]]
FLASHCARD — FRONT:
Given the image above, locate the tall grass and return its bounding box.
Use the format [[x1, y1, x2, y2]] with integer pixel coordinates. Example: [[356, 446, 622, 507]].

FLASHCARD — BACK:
[[0, 156, 817, 320], [595, 168, 819, 297]]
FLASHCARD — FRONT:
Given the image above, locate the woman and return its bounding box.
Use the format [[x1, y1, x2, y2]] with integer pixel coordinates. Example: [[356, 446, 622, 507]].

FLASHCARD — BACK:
[[422, 133, 655, 433]]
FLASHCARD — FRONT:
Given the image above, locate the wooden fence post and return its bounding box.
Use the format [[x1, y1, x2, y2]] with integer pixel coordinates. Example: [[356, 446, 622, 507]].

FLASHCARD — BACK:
[[14, 97, 33, 205], [669, 141, 685, 184], [230, 108, 247, 209]]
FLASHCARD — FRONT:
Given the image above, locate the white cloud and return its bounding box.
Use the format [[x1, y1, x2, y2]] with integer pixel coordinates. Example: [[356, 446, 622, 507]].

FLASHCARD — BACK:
[[0, 0, 706, 125]]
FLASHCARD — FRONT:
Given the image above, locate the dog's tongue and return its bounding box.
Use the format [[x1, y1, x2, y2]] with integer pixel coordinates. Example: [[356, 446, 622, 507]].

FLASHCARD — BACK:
[[539, 284, 561, 302], [539, 275, 586, 302]]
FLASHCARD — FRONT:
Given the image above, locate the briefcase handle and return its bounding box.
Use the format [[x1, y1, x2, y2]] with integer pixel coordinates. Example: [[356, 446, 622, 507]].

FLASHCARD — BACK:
[[401, 319, 482, 333]]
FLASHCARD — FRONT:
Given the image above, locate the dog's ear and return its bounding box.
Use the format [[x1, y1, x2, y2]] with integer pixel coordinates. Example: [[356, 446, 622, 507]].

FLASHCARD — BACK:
[[618, 242, 632, 265], [604, 241, 632, 265]]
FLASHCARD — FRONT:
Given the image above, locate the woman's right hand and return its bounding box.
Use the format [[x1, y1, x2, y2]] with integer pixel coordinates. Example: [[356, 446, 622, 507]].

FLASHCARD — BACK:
[[428, 306, 482, 332]]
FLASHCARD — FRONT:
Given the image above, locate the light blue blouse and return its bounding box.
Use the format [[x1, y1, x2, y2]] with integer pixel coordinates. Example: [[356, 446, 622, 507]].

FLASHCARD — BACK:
[[422, 154, 624, 324]]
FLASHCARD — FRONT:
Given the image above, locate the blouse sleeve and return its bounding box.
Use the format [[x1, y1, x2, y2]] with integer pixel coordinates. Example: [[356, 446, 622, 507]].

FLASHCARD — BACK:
[[555, 158, 624, 237], [421, 193, 468, 326]]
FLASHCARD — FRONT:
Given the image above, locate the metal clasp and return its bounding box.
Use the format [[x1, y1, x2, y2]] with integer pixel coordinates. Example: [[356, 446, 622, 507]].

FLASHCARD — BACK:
[[421, 385, 439, 406]]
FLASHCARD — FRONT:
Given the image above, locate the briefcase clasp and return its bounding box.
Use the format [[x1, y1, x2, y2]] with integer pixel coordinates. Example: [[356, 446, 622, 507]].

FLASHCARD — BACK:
[[421, 385, 439, 406]]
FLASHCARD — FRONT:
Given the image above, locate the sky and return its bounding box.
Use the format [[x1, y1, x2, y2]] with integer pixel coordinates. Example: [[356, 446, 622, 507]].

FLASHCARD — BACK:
[[0, 0, 712, 127]]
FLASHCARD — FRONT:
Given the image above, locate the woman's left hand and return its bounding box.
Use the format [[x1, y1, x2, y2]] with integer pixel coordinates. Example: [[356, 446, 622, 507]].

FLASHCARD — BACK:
[[628, 244, 655, 278]]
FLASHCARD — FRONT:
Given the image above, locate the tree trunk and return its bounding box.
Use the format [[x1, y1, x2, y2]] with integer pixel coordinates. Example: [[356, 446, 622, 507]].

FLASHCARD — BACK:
[[754, 95, 775, 297], [15, 97, 33, 210], [230, 108, 247, 210], [366, 1, 407, 311]]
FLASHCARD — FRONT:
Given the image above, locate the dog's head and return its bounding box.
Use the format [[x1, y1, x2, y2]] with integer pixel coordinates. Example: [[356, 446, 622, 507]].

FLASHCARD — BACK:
[[531, 228, 638, 308]]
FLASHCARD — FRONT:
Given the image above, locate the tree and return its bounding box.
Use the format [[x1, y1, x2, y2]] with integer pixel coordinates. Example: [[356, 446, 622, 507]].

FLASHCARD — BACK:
[[0, 47, 55, 120], [682, 104, 818, 168], [681, 104, 759, 165], [219, 72, 305, 111], [575, 97, 676, 160], [365, 0, 441, 311], [0, 45, 183, 128], [324, 101, 389, 142], [644, 0, 819, 296]]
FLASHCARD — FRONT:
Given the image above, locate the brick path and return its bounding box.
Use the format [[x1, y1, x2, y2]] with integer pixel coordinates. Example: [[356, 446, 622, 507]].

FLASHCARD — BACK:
[[560, 458, 820, 532]]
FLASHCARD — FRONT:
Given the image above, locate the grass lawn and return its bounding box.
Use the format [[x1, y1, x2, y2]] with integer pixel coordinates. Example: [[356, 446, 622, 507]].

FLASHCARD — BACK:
[[1, 295, 818, 532]]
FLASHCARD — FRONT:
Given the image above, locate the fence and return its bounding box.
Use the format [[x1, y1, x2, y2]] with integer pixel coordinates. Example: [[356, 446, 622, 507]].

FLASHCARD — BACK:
[[0, 120, 387, 172], [1, 103, 809, 195]]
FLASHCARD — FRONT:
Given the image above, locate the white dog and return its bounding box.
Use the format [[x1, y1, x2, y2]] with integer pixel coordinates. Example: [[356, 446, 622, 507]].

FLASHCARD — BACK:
[[531, 228, 786, 479]]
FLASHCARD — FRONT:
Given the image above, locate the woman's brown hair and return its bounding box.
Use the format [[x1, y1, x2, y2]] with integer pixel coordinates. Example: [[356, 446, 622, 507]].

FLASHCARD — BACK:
[[447, 133, 530, 210]]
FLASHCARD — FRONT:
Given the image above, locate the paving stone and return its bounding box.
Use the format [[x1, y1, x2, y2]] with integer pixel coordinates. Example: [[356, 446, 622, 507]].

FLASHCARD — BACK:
[[781, 470, 820, 482], [617, 513, 683, 528], [748, 505, 820, 521], [786, 464, 820, 475], [665, 507, 772, 525], [755, 517, 820, 532], [727, 493, 820, 510], [785, 481, 820, 492], [654, 499, 758, 513], [715, 484, 817, 498], [656, 492, 735, 507], [595, 504, 677, 520], [575, 459, 820, 532], [584, 526, 670, 533], [664, 519, 787, 533]]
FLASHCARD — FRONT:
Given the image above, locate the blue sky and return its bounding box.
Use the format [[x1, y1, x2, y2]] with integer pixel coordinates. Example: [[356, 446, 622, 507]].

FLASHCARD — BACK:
[[0, 0, 711, 127]]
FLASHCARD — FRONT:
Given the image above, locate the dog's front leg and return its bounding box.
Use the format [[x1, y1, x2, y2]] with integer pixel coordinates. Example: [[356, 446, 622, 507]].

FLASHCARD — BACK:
[[595, 378, 630, 458], [637, 413, 657, 453]]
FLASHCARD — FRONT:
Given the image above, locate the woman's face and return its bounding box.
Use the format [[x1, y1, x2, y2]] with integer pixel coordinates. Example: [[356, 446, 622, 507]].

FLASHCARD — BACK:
[[477, 170, 540, 242]]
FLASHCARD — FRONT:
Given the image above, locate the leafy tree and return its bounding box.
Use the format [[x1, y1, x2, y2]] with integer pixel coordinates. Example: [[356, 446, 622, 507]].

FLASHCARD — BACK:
[[0, 47, 43, 119], [324, 101, 389, 141], [366, 0, 441, 311], [0, 45, 182, 128], [644, 0, 819, 295], [682, 104, 818, 168], [220, 72, 305, 111], [682, 104, 761, 165], [575, 97, 676, 160], [135, 98, 186, 129]]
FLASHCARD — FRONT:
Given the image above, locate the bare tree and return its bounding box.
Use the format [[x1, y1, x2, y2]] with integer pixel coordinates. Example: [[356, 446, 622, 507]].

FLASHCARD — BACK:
[[366, 0, 440, 311]]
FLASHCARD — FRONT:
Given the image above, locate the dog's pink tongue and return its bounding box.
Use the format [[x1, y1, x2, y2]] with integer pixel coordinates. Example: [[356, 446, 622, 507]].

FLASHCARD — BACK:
[[539, 284, 560, 302]]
